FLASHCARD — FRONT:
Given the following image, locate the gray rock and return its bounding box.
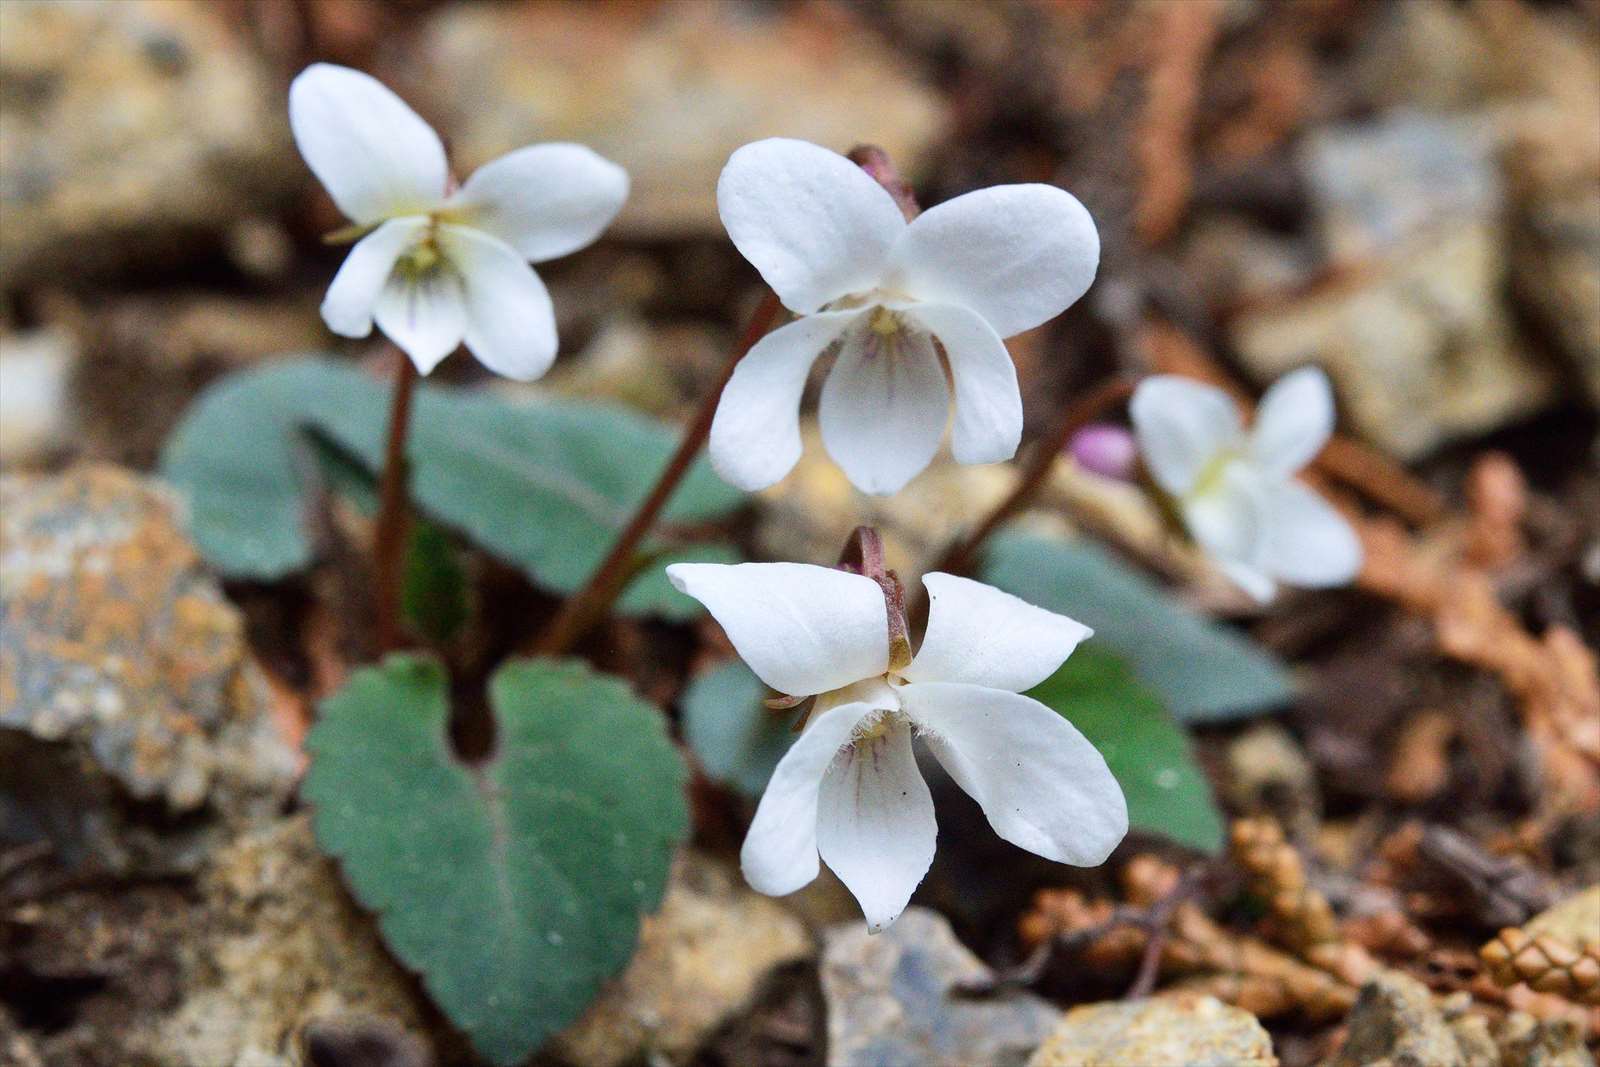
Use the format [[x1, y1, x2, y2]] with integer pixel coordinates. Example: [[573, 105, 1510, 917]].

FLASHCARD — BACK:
[[1302, 111, 1500, 265], [820, 906, 1060, 1067], [0, 0, 293, 287], [411, 1, 947, 239], [1027, 994, 1276, 1067], [1329, 971, 1468, 1067], [1512, 187, 1600, 404], [0, 465, 296, 874], [1498, 1013, 1597, 1067], [1234, 112, 1555, 459]]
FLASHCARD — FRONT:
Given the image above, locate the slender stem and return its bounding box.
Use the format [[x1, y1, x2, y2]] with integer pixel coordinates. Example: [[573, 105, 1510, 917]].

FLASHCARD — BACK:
[[926, 377, 1136, 584], [373, 351, 420, 654], [531, 291, 784, 656]]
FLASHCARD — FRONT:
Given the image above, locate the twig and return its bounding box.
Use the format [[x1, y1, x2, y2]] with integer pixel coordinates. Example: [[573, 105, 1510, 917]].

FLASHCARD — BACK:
[[1125, 866, 1204, 999], [957, 865, 1203, 999], [531, 292, 783, 656], [372, 350, 419, 654]]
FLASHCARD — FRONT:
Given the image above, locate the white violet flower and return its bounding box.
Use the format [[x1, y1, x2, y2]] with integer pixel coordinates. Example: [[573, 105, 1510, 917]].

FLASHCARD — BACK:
[[1130, 367, 1363, 603], [710, 138, 1100, 495], [290, 63, 628, 380], [667, 561, 1128, 932]]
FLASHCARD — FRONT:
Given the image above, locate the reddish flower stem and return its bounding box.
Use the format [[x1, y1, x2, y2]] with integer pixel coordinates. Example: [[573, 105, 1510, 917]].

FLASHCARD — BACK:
[[531, 291, 784, 656], [372, 350, 420, 654]]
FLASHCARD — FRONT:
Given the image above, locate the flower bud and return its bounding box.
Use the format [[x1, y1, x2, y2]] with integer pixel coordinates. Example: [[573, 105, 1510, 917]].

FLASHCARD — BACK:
[[1068, 423, 1138, 482]]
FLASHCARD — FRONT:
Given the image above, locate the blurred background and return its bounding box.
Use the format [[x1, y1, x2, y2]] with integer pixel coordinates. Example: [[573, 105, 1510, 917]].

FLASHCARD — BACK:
[[1, 2, 1598, 1066]]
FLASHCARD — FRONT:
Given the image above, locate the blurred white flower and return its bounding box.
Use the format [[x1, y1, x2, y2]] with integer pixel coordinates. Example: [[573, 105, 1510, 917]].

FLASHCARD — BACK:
[[710, 138, 1100, 495], [290, 63, 628, 380], [667, 561, 1127, 932], [1130, 367, 1363, 603]]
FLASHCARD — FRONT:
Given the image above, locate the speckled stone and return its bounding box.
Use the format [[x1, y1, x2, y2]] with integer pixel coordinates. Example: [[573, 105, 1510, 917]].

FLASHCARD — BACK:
[[822, 907, 1061, 1067], [1028, 994, 1276, 1067], [1525, 885, 1600, 951], [1329, 971, 1467, 1067], [0, 0, 292, 286], [411, 0, 947, 238], [551, 850, 813, 1067], [0, 465, 295, 870]]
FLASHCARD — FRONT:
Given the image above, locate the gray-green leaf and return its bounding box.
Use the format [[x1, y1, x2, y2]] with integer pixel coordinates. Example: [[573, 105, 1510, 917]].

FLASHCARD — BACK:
[[159, 357, 745, 618], [981, 530, 1294, 722], [303, 656, 689, 1066], [681, 659, 793, 797]]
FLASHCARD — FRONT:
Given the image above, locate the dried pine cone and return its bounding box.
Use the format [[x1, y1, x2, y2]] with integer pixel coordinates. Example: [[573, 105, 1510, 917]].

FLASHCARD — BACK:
[[1481, 928, 1600, 1007]]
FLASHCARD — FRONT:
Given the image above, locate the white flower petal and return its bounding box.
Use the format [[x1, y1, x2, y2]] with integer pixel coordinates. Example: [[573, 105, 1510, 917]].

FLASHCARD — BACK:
[[717, 138, 905, 314], [886, 184, 1098, 338], [1263, 480, 1363, 589], [372, 264, 466, 376], [665, 562, 889, 697], [816, 719, 936, 932], [902, 683, 1127, 866], [904, 302, 1021, 465], [320, 217, 428, 338], [1183, 462, 1271, 571], [437, 225, 557, 381], [1219, 559, 1278, 605], [289, 63, 447, 225], [903, 573, 1092, 693], [1129, 375, 1244, 496], [740, 700, 877, 897], [1251, 366, 1335, 478], [448, 144, 628, 263], [819, 320, 949, 495], [708, 310, 860, 492]]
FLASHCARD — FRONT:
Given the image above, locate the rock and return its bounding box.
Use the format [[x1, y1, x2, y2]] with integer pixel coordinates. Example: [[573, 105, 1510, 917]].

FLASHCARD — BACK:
[[66, 292, 328, 466], [1027, 994, 1276, 1067], [0, 326, 76, 467], [1234, 112, 1555, 459], [1329, 970, 1470, 1067], [1441, 993, 1499, 1067], [89, 292, 328, 374], [1512, 188, 1600, 405], [0, 465, 296, 873], [1498, 1013, 1597, 1067], [1223, 723, 1320, 838], [412, 1, 947, 237], [541, 316, 726, 421], [820, 906, 1061, 1067], [1303, 111, 1500, 266], [0, 0, 293, 288], [1524, 885, 1600, 950], [550, 850, 812, 1067], [1354, 1, 1497, 113], [149, 815, 438, 1067]]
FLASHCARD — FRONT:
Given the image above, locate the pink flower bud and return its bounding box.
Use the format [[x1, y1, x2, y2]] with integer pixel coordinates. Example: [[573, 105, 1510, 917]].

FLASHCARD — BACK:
[[1068, 423, 1138, 482]]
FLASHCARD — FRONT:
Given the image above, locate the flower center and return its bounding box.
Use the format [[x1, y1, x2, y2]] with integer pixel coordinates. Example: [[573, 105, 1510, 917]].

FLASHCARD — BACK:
[[394, 219, 445, 280], [862, 307, 911, 363], [1189, 450, 1241, 502]]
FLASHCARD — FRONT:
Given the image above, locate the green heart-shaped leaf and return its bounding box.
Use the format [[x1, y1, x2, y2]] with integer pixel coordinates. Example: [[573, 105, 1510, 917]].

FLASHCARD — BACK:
[[159, 357, 744, 618], [1027, 648, 1224, 854], [303, 656, 689, 1065], [981, 530, 1294, 722]]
